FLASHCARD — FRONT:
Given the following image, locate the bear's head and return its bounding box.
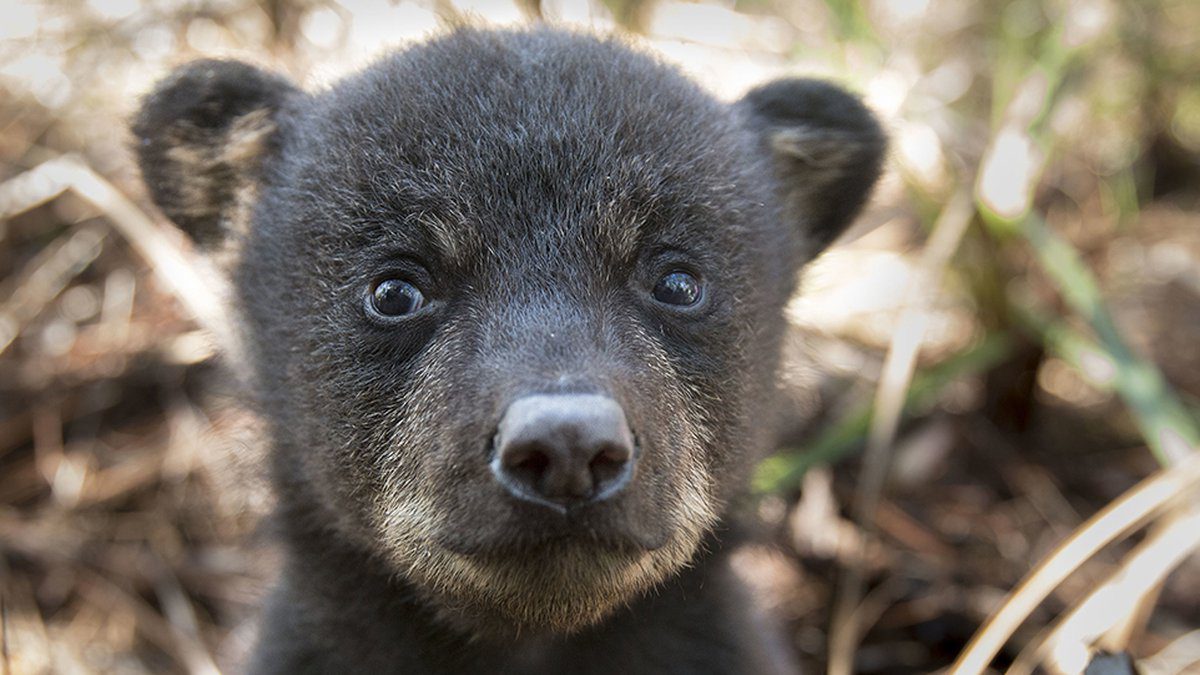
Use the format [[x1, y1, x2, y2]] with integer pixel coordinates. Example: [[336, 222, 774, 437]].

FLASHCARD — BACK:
[[133, 27, 884, 636]]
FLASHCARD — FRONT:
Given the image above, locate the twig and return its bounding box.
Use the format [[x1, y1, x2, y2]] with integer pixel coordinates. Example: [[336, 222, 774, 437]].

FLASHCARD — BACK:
[[0, 156, 225, 339], [828, 188, 976, 675], [754, 332, 1013, 493], [0, 226, 106, 355], [1137, 629, 1200, 674], [151, 560, 222, 675], [1008, 503, 1200, 674], [75, 569, 186, 666], [1, 585, 8, 675], [950, 451, 1200, 674], [0, 157, 71, 221]]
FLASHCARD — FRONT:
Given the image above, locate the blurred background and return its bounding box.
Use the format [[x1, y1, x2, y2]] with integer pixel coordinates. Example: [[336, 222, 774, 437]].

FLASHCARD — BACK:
[[1, 0, 1198, 673]]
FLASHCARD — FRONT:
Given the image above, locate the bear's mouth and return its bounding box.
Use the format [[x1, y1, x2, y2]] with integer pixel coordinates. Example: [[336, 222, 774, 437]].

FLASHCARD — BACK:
[[431, 503, 672, 557], [407, 531, 701, 636]]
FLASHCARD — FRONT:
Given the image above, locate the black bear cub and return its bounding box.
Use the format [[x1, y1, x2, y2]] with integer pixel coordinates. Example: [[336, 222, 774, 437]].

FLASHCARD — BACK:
[[134, 26, 883, 675]]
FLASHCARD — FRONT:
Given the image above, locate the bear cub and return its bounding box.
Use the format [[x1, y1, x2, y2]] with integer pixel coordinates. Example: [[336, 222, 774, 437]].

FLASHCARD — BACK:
[[134, 26, 883, 675]]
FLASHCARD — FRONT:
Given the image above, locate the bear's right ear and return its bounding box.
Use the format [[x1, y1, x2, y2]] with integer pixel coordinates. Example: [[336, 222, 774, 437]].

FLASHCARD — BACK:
[[133, 60, 299, 248], [736, 78, 886, 255]]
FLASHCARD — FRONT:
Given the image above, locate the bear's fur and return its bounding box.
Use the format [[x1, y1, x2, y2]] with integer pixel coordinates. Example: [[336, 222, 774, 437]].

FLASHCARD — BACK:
[[133, 26, 884, 675]]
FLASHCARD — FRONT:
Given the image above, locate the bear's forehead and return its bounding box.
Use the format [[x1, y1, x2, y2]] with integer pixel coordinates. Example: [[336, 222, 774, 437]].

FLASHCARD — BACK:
[[281, 32, 756, 266], [304, 30, 738, 178]]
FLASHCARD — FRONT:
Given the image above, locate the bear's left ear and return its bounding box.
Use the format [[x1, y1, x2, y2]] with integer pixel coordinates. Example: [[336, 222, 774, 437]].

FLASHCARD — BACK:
[[132, 59, 300, 248], [736, 78, 886, 253]]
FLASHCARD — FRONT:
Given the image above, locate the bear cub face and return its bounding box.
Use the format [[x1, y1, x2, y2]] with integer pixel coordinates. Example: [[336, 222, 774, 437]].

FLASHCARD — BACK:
[[134, 27, 883, 638]]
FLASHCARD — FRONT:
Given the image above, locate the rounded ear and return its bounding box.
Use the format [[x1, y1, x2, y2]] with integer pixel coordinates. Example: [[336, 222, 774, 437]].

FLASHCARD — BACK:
[[736, 78, 886, 253], [132, 60, 300, 248]]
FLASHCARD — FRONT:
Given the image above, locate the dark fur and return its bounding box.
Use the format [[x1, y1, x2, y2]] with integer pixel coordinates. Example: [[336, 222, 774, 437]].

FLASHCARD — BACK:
[[134, 26, 884, 674]]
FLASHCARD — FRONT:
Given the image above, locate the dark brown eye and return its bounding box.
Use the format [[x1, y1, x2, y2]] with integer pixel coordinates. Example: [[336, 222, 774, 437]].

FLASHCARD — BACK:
[[652, 271, 703, 307], [369, 278, 426, 317]]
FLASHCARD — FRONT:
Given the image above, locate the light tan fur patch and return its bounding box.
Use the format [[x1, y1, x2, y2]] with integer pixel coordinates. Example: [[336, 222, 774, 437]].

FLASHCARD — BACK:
[[162, 107, 276, 245]]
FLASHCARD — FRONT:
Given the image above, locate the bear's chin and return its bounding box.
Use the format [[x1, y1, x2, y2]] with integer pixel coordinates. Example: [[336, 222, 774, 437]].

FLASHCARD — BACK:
[[398, 536, 702, 637]]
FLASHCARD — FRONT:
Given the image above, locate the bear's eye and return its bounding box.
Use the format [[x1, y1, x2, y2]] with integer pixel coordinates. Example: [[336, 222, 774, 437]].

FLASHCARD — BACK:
[[652, 271, 703, 307], [369, 278, 427, 317]]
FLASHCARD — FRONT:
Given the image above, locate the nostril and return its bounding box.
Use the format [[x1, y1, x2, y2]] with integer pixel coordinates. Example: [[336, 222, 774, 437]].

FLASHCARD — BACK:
[[504, 446, 552, 484], [589, 445, 630, 489]]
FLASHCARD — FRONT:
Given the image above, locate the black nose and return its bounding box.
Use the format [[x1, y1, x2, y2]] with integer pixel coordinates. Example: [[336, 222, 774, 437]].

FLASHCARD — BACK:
[[491, 394, 636, 511]]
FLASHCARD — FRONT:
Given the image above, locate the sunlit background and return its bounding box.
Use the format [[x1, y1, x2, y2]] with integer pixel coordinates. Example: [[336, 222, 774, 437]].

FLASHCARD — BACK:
[[1, 0, 1198, 673]]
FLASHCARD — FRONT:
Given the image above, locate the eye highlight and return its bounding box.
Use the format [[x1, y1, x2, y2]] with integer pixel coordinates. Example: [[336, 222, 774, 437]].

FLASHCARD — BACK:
[[652, 271, 703, 307], [368, 278, 427, 317]]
